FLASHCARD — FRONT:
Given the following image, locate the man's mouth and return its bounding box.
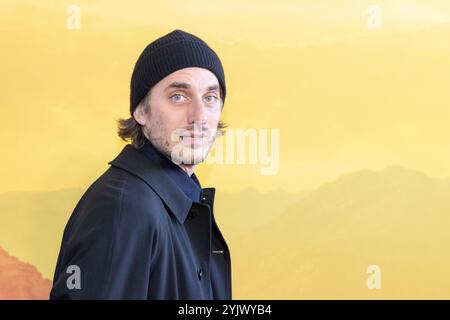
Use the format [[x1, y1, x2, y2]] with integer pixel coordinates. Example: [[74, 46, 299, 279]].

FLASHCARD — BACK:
[[181, 130, 209, 139], [182, 133, 207, 138], [181, 133, 208, 146]]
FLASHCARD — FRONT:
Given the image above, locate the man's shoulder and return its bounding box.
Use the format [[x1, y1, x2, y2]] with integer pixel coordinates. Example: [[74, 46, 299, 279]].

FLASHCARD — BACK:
[[75, 165, 167, 226], [88, 164, 157, 196]]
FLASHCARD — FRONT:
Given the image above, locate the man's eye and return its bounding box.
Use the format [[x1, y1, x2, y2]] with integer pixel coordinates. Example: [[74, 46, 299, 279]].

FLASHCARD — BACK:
[[170, 94, 186, 102], [205, 95, 218, 103]]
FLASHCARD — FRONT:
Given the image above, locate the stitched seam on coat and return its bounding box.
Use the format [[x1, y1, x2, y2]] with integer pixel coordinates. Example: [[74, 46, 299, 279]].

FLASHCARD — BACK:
[[105, 171, 129, 297]]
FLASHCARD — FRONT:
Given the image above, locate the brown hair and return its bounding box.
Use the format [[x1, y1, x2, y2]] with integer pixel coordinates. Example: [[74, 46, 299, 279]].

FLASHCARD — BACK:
[[117, 90, 229, 149]]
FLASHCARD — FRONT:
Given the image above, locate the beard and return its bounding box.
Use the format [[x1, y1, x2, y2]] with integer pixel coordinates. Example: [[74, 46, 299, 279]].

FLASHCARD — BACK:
[[172, 134, 216, 165], [144, 122, 218, 166]]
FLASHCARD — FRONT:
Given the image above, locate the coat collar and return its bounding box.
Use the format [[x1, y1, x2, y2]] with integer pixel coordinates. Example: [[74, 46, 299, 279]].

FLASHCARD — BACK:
[[140, 138, 204, 204], [108, 144, 215, 225]]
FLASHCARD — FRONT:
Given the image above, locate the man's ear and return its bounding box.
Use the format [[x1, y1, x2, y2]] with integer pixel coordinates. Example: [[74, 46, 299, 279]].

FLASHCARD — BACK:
[[133, 104, 147, 126]]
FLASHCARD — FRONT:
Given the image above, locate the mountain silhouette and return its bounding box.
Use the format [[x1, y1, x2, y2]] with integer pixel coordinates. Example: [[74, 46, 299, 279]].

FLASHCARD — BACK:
[[0, 246, 51, 299], [2, 166, 450, 299], [0, 188, 85, 280], [214, 187, 309, 238], [232, 166, 450, 299]]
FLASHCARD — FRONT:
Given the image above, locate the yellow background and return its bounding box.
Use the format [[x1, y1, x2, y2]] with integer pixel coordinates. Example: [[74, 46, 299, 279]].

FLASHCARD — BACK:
[[1, 0, 450, 299]]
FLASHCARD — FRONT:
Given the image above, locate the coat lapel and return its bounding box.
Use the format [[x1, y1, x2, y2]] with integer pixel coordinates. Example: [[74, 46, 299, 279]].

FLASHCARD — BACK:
[[108, 144, 200, 224]]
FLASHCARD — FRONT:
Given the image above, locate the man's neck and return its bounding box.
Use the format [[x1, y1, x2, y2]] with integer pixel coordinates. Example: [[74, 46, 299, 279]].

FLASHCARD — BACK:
[[178, 163, 196, 177]]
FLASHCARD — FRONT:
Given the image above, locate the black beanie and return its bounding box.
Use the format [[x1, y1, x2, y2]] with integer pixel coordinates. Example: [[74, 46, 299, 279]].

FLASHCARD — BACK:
[[130, 29, 226, 114]]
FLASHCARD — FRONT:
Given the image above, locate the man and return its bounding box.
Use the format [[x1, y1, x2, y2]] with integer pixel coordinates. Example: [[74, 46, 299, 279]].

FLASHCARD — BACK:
[[50, 29, 232, 299]]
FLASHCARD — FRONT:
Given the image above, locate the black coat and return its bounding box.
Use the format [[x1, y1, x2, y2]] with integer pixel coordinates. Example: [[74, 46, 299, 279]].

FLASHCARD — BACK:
[[50, 144, 232, 299]]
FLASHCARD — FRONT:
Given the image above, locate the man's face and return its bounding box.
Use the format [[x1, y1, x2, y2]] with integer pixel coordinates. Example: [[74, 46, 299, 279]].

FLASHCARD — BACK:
[[133, 67, 223, 165]]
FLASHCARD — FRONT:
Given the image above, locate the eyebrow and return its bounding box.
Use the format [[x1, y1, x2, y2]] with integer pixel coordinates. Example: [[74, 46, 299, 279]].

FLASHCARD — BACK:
[[164, 82, 220, 92]]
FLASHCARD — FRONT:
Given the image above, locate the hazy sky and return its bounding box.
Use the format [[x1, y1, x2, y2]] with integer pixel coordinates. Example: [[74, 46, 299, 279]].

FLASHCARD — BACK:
[[1, 0, 450, 193]]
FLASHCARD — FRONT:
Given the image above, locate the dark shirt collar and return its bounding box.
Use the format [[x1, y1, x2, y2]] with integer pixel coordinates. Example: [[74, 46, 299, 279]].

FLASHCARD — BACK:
[[140, 138, 203, 204]]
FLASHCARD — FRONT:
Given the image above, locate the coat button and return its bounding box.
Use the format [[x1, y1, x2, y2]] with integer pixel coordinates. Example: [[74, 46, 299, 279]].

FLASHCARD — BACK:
[[197, 268, 203, 280]]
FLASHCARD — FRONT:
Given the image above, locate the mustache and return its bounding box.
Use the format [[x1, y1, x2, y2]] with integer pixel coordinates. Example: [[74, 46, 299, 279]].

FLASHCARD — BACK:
[[184, 127, 208, 132], [171, 126, 216, 140]]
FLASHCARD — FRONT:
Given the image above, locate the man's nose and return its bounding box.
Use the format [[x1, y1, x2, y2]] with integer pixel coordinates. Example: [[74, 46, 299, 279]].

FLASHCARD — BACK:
[[188, 96, 207, 125]]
